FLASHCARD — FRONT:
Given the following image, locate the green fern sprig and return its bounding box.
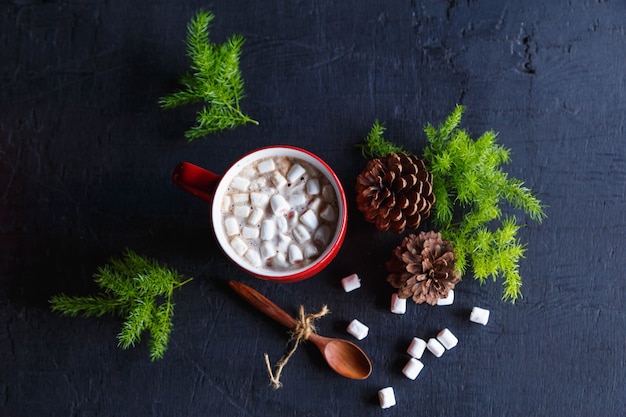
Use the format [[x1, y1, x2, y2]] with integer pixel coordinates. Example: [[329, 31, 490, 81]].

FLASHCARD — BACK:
[[50, 250, 192, 360], [357, 120, 409, 158], [159, 10, 258, 140], [423, 105, 546, 302]]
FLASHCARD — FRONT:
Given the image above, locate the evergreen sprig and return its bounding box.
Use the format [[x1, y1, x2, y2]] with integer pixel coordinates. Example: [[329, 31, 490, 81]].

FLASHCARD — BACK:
[[50, 250, 192, 361], [356, 120, 409, 158], [159, 10, 258, 140], [422, 105, 546, 302]]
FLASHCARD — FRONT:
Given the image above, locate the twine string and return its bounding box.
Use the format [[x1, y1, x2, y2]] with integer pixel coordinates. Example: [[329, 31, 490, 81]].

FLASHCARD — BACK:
[[264, 305, 329, 389]]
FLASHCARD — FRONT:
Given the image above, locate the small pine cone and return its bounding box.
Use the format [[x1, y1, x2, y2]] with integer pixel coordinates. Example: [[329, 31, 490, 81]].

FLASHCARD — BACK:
[[386, 231, 460, 305], [355, 153, 435, 233]]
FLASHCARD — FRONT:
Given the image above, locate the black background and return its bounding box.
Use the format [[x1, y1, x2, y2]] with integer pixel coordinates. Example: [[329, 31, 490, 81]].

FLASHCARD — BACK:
[[2, 1, 625, 416]]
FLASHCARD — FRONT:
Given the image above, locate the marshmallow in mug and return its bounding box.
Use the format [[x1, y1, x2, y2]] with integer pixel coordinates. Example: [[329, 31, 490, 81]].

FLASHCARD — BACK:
[[221, 156, 340, 272]]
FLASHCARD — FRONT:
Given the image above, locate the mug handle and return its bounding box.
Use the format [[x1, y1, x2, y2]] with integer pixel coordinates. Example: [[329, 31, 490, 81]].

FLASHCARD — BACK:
[[172, 162, 220, 203]]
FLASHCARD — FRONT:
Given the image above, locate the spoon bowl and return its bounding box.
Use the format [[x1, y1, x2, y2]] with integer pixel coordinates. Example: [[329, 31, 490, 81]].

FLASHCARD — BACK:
[[228, 280, 372, 380]]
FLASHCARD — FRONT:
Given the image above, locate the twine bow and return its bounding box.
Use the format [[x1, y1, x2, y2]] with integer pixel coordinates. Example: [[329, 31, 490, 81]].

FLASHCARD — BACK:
[[264, 304, 329, 389]]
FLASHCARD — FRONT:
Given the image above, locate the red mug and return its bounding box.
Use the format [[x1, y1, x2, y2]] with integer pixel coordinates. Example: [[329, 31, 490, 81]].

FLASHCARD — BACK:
[[173, 146, 348, 283]]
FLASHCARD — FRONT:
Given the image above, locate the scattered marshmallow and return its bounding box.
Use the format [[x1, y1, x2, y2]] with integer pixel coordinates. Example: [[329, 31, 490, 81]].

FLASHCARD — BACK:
[[230, 237, 248, 256], [270, 171, 287, 188], [407, 337, 427, 359], [229, 176, 250, 192], [221, 195, 232, 212], [390, 293, 407, 315], [232, 193, 249, 204], [260, 219, 276, 241], [300, 209, 319, 230], [437, 289, 454, 306], [248, 208, 264, 226], [233, 205, 251, 218], [313, 225, 331, 246], [470, 306, 490, 325], [341, 273, 361, 292], [319, 205, 337, 222], [289, 193, 307, 207], [288, 244, 303, 264], [322, 184, 335, 201], [437, 328, 458, 350], [293, 225, 311, 243], [270, 195, 290, 215], [426, 338, 445, 358], [275, 216, 288, 233], [402, 358, 424, 380], [378, 387, 396, 409], [303, 243, 319, 259], [347, 319, 369, 340], [260, 241, 275, 260], [306, 178, 320, 195], [250, 192, 270, 208], [241, 226, 260, 240], [244, 249, 262, 267]]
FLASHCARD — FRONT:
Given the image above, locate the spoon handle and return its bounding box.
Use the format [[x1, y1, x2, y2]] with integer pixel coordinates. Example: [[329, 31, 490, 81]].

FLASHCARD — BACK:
[[228, 280, 297, 329]]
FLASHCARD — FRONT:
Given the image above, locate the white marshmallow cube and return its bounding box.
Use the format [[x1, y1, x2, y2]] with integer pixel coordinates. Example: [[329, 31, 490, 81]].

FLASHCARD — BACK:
[[303, 243, 319, 259], [319, 205, 337, 222], [436, 328, 458, 350], [313, 225, 331, 246], [241, 226, 260, 240], [270, 171, 287, 188], [341, 273, 361, 292], [426, 338, 445, 357], [260, 219, 276, 241], [233, 205, 251, 218], [470, 306, 490, 325], [347, 319, 369, 340], [245, 249, 262, 267], [248, 208, 264, 226], [277, 234, 292, 252], [437, 289, 454, 306], [390, 293, 407, 315], [260, 241, 275, 260], [257, 159, 275, 173], [221, 195, 232, 212], [293, 224, 311, 243], [300, 209, 319, 230], [248, 177, 267, 191], [275, 216, 288, 233], [306, 178, 320, 195], [224, 217, 239, 236], [308, 197, 323, 212], [273, 252, 289, 268], [378, 387, 396, 409], [230, 237, 248, 256], [230, 176, 250, 192], [288, 244, 304, 264], [287, 164, 306, 182], [289, 193, 307, 207], [407, 337, 427, 359], [250, 192, 270, 208], [232, 193, 249, 204], [402, 358, 424, 380], [322, 184, 335, 201], [270, 195, 290, 215]]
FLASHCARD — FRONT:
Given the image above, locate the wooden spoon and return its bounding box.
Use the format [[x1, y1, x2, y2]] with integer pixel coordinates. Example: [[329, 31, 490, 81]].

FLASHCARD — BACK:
[[228, 280, 372, 380]]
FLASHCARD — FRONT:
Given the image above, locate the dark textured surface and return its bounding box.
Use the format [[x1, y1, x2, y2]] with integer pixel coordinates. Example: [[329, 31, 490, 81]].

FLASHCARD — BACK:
[[1, 1, 625, 416]]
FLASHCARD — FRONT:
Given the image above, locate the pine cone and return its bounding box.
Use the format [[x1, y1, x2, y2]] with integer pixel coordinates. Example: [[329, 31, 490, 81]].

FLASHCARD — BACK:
[[386, 231, 460, 305], [355, 153, 435, 233]]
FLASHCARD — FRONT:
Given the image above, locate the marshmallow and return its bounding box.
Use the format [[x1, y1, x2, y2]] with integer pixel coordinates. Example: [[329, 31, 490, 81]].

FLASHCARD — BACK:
[[289, 193, 307, 207], [341, 273, 361, 292], [426, 338, 445, 357], [470, 306, 490, 325], [277, 234, 292, 252], [260, 241, 275, 260], [270, 195, 290, 215], [233, 205, 251, 218], [221, 195, 232, 212], [288, 244, 303, 264], [224, 217, 239, 236], [287, 164, 306, 182], [260, 219, 276, 241], [250, 192, 270, 208], [306, 178, 320, 195], [248, 177, 267, 191], [242, 226, 260, 240], [270, 171, 287, 188], [230, 176, 250, 192], [245, 249, 262, 267], [322, 184, 335, 201], [407, 337, 427, 359], [273, 252, 289, 268], [257, 159, 275, 173], [437, 328, 458, 350], [347, 319, 369, 340], [390, 293, 407, 314], [275, 216, 288, 233], [303, 243, 319, 259], [300, 209, 319, 230], [292, 225, 311, 243], [437, 289, 454, 306], [248, 208, 264, 226], [313, 225, 331, 247], [402, 358, 424, 380], [378, 387, 396, 409], [232, 193, 249, 204], [230, 237, 248, 256], [319, 205, 337, 222], [308, 197, 323, 212]]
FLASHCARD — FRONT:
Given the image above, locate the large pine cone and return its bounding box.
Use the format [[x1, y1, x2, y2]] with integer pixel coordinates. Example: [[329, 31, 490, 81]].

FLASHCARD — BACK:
[[386, 231, 460, 305], [355, 153, 435, 233]]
